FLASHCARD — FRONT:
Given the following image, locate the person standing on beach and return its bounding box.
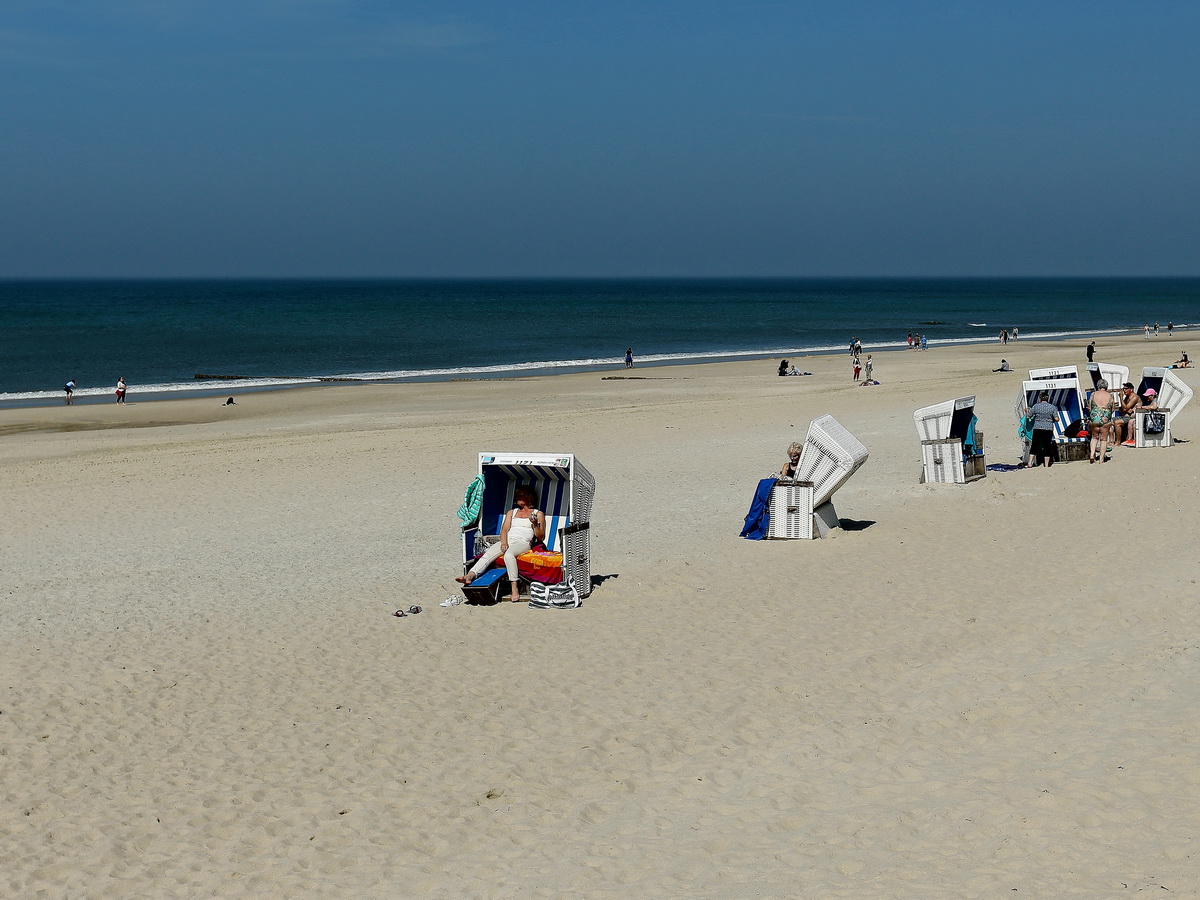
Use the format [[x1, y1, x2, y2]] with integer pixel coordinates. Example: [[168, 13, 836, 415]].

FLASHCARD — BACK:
[[852, 355, 862, 381], [115, 376, 127, 404], [1086, 341, 1096, 362], [907, 331, 913, 348], [1154, 321, 1160, 336], [1000, 329, 1008, 345], [1144, 324, 1151, 339], [1168, 321, 1174, 335], [1012, 327, 1018, 341], [64, 379, 75, 404], [624, 347, 634, 369], [864, 354, 874, 381], [920, 334, 928, 351], [1027, 391, 1059, 468]]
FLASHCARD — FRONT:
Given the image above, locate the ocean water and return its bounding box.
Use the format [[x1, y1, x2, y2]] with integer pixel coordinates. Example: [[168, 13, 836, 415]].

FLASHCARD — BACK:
[[2, 278, 1197, 405]]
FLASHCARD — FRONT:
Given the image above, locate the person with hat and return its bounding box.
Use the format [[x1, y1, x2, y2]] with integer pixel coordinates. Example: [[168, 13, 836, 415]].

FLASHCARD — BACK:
[[1112, 382, 1139, 446]]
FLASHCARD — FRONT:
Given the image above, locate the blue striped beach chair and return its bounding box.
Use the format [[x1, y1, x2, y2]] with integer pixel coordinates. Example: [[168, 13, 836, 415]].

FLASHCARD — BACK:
[[461, 452, 596, 598], [1020, 378, 1088, 461]]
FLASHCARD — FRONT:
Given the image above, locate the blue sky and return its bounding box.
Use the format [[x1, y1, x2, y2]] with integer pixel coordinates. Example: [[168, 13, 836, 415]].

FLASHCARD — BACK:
[[3, 1, 1199, 277]]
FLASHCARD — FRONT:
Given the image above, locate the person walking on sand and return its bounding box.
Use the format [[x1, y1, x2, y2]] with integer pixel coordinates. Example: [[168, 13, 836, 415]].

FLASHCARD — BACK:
[[1144, 324, 1151, 339], [64, 379, 75, 404], [115, 376, 127, 404], [907, 331, 913, 348], [1154, 321, 1160, 336], [624, 347, 634, 368], [1011, 326, 1018, 341], [920, 334, 928, 351], [1086, 341, 1096, 362], [1168, 321, 1174, 336]]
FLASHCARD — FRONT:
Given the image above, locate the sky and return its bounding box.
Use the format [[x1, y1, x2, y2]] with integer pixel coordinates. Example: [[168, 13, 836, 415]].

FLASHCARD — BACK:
[[2, 0, 1199, 278]]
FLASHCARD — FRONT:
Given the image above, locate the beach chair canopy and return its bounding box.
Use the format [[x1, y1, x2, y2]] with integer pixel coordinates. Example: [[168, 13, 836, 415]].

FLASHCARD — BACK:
[[1138, 367, 1193, 419], [1029, 365, 1079, 382], [474, 452, 594, 552], [795, 414, 869, 508], [1085, 362, 1129, 393], [913, 396, 976, 442], [1021, 378, 1084, 440]]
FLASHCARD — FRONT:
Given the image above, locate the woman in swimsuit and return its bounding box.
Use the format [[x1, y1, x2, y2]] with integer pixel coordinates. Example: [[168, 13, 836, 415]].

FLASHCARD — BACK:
[[1087, 378, 1116, 463], [779, 442, 803, 479]]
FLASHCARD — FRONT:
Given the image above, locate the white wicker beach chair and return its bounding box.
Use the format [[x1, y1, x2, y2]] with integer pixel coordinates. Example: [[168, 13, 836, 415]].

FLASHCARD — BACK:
[[913, 396, 985, 484], [1132, 367, 1193, 448], [460, 452, 596, 599], [1085, 362, 1129, 394], [788, 414, 869, 537]]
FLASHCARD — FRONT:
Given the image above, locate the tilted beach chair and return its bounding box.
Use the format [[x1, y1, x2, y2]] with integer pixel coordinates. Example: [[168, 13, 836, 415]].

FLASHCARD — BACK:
[[460, 452, 595, 601], [776, 414, 869, 538], [1132, 367, 1193, 448], [1018, 378, 1088, 461], [913, 396, 986, 484]]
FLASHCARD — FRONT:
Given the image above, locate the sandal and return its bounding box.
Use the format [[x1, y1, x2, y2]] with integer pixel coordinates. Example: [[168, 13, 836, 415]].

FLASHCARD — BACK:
[[392, 609, 407, 617]]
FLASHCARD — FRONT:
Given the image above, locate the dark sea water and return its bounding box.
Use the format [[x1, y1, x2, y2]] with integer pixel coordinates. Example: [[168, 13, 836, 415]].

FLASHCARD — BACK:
[[2, 278, 1197, 405]]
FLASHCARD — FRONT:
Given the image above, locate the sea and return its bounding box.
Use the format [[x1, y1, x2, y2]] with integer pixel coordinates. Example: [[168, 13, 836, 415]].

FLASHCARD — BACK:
[[2, 278, 1197, 407]]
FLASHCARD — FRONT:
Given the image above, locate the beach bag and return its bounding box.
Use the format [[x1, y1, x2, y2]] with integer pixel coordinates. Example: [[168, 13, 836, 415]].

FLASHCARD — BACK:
[[529, 575, 581, 609], [1144, 412, 1166, 434]]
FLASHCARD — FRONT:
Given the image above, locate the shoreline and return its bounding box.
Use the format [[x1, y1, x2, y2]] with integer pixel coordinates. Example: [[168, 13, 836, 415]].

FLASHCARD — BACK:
[[0, 324, 1165, 411]]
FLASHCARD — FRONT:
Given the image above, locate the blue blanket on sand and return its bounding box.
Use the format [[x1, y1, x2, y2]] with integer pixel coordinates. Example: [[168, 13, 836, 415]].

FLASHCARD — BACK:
[[740, 478, 776, 540]]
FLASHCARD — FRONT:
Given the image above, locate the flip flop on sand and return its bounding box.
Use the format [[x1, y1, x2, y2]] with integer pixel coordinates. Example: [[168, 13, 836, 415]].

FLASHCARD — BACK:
[[392, 609, 407, 617]]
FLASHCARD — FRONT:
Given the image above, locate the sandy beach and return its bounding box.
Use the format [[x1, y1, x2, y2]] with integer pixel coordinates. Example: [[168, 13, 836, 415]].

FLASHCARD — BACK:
[[2, 336, 1198, 898]]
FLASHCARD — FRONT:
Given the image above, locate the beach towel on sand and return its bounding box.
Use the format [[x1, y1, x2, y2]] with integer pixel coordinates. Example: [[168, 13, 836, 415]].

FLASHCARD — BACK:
[[740, 478, 776, 540], [457, 474, 485, 527]]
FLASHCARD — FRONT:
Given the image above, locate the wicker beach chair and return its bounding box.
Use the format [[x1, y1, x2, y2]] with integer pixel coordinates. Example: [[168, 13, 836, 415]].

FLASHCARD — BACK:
[[460, 452, 596, 600], [1018, 378, 1089, 461], [913, 396, 986, 484], [781, 414, 869, 538], [1132, 367, 1193, 448]]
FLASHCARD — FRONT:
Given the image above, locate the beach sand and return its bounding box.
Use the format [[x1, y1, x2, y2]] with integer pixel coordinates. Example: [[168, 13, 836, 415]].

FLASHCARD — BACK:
[[2, 337, 1198, 898]]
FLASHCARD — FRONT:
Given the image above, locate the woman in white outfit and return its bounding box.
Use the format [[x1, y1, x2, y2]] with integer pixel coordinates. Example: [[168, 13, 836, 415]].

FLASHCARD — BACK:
[[455, 486, 545, 602]]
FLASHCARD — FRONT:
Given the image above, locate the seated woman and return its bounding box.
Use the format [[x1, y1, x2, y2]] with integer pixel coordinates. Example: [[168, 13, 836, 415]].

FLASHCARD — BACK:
[[779, 442, 803, 479], [778, 359, 790, 376], [1087, 378, 1116, 463], [456, 486, 545, 602], [1173, 352, 1191, 368]]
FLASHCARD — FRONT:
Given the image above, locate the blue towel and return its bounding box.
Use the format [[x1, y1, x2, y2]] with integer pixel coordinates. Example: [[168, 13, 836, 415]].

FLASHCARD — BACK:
[[963, 415, 979, 456], [740, 478, 777, 540]]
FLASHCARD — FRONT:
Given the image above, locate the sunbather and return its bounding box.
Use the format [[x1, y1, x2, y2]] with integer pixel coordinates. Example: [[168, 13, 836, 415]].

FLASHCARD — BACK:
[[456, 486, 544, 602], [779, 442, 802, 478]]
